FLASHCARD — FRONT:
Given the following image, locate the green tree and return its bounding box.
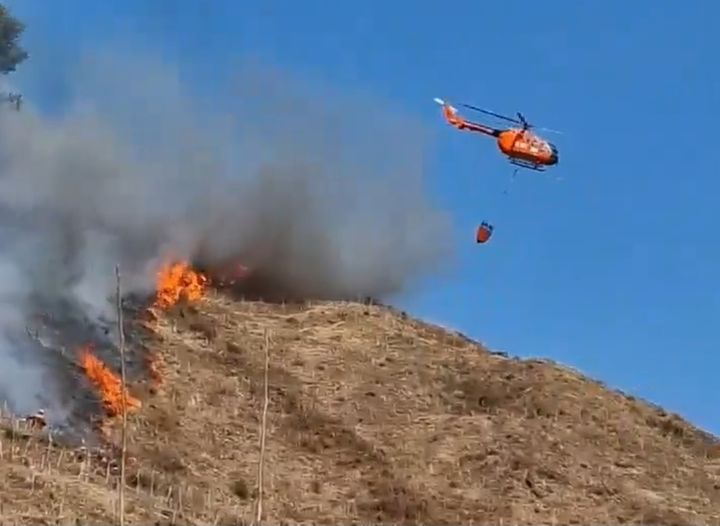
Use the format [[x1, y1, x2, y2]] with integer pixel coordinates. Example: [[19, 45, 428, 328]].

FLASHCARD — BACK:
[[0, 3, 27, 75]]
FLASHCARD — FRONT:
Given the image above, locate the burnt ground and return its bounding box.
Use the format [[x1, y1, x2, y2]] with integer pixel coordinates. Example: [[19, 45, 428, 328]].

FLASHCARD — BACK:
[[0, 292, 719, 525]]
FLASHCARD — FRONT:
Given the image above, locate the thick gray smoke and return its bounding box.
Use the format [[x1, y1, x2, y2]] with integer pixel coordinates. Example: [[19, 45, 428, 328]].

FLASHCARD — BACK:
[[0, 52, 454, 418]]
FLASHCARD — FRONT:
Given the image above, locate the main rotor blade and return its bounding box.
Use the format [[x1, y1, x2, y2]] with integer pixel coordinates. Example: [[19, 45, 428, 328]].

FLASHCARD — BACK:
[[461, 103, 522, 125]]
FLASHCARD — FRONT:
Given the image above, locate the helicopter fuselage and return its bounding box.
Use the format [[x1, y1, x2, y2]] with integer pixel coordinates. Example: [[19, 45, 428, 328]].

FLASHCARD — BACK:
[[497, 128, 558, 167]]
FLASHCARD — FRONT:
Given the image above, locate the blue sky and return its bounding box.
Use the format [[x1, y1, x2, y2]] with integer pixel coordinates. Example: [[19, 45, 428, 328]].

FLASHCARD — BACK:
[[5, 1, 718, 435]]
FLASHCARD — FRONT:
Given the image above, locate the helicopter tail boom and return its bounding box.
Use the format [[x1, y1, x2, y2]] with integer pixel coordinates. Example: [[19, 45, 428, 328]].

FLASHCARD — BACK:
[[434, 97, 499, 137]]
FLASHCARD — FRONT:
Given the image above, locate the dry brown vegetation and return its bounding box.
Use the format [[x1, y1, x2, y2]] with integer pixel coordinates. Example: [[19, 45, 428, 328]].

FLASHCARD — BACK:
[[1, 292, 719, 525]]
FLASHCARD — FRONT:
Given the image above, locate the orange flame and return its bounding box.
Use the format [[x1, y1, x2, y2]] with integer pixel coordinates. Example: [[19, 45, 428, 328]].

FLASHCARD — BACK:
[[79, 345, 141, 417], [154, 261, 208, 309]]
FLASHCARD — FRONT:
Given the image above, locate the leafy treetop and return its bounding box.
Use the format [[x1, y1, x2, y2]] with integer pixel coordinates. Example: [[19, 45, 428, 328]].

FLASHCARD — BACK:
[[0, 3, 27, 75]]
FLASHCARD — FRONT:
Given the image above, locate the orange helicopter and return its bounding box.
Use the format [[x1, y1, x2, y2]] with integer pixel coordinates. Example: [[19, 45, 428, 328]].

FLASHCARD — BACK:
[[434, 97, 559, 172]]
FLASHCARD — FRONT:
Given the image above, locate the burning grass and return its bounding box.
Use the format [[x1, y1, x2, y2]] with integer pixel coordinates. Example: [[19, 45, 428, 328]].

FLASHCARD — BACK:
[[78, 345, 141, 418], [154, 261, 208, 309]]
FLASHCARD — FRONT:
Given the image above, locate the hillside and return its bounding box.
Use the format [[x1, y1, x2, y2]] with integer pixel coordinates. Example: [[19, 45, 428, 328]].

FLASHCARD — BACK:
[[1, 291, 719, 525]]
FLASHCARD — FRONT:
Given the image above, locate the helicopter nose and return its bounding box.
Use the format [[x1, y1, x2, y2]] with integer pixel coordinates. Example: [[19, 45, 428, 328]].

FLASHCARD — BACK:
[[549, 143, 559, 165]]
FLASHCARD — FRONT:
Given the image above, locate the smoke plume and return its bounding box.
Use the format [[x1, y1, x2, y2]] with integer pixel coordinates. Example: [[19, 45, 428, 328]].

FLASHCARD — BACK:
[[0, 50, 454, 418]]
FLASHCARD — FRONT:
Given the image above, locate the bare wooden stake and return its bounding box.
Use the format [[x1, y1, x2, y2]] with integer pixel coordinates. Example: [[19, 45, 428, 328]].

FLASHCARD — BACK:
[[116, 264, 128, 526], [253, 329, 271, 525]]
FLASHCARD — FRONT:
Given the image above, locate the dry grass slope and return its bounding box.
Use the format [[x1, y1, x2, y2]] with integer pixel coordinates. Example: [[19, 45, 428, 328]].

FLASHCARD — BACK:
[[1, 292, 719, 525]]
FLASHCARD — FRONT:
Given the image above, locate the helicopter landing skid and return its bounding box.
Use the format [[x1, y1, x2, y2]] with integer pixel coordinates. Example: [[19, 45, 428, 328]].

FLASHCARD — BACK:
[[508, 158, 546, 172]]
